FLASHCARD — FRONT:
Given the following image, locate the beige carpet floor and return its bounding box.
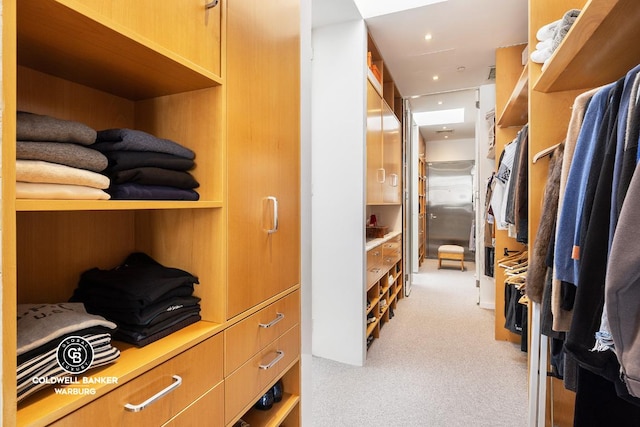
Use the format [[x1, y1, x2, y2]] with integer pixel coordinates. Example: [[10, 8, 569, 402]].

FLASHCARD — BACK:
[[311, 259, 528, 426]]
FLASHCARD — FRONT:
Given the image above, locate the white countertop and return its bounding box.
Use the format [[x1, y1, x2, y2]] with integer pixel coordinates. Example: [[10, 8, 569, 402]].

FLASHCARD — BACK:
[[365, 230, 402, 252]]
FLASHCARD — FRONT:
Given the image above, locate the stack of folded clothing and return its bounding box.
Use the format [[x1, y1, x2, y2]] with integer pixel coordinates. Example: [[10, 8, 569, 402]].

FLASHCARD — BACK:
[[531, 9, 581, 67], [16, 112, 111, 200], [17, 303, 119, 403], [93, 129, 199, 200], [71, 252, 201, 347]]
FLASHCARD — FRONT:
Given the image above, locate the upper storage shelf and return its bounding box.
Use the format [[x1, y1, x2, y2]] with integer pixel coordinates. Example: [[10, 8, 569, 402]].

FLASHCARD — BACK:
[[367, 33, 403, 120], [497, 63, 528, 127], [17, 0, 223, 101], [534, 0, 640, 93]]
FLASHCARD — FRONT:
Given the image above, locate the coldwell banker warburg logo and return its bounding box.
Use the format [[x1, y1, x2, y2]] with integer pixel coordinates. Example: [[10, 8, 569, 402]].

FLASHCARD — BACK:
[[56, 336, 94, 374]]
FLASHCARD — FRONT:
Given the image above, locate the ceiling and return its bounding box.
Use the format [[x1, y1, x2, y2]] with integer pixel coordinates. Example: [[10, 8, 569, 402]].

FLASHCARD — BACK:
[[312, 0, 528, 142]]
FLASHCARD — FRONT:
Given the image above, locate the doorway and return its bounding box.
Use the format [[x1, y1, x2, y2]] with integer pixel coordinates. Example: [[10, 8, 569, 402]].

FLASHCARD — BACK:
[[425, 160, 475, 260]]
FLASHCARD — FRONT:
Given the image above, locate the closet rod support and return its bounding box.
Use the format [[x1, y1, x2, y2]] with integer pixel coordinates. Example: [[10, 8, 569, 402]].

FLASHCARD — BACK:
[[504, 248, 520, 256]]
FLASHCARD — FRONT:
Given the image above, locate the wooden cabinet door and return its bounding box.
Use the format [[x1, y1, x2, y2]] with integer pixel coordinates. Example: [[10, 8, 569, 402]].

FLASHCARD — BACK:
[[226, 0, 300, 318], [74, 0, 222, 75], [366, 81, 383, 204], [382, 103, 402, 204]]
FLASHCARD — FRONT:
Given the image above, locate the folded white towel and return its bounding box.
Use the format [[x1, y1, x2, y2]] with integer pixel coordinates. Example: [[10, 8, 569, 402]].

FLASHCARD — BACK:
[[536, 19, 561, 41], [531, 47, 553, 64], [536, 38, 553, 51]]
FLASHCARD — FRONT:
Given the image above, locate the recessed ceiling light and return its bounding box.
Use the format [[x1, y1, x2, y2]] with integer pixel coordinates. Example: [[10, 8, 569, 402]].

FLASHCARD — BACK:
[[442, 126, 447, 129], [424, 34, 432, 41], [432, 75, 439, 81], [411, 95, 420, 99], [437, 101, 443, 105], [457, 66, 466, 72], [444, 135, 449, 139]]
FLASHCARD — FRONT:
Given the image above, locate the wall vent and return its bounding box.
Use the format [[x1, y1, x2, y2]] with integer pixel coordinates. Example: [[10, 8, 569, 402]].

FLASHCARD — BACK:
[[487, 66, 496, 80]]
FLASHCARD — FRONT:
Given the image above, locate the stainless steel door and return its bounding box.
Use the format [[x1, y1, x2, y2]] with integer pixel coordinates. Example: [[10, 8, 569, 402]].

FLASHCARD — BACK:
[[426, 160, 474, 259]]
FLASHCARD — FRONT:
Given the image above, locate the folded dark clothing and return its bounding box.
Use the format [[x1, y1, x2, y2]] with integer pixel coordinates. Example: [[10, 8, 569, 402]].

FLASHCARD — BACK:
[[17, 111, 96, 145], [103, 151, 195, 172], [76, 252, 199, 305], [75, 284, 195, 311], [116, 307, 201, 339], [95, 129, 195, 159], [109, 167, 199, 189], [108, 183, 199, 200], [113, 314, 201, 347], [17, 303, 116, 356], [85, 295, 201, 326], [17, 141, 108, 172], [17, 326, 116, 366]]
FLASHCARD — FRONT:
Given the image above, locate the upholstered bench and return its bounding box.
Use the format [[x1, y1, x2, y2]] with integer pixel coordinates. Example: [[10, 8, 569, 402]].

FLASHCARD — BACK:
[[437, 245, 465, 271]]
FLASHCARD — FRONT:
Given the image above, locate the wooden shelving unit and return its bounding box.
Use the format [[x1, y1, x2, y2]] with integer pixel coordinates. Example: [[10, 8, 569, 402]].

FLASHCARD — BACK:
[[494, 43, 529, 344], [418, 157, 426, 266], [365, 234, 402, 350], [523, 0, 640, 424], [497, 63, 529, 127], [534, 0, 640, 93], [5, 1, 302, 426]]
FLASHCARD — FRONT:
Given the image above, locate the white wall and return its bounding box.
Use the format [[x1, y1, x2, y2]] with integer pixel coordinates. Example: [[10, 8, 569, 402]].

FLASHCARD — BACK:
[[311, 19, 367, 366], [300, 0, 312, 423], [425, 138, 476, 162], [475, 84, 497, 309]]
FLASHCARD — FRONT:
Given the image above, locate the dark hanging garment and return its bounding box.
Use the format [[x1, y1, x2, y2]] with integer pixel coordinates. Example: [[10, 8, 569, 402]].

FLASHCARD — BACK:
[[514, 127, 529, 244], [573, 367, 640, 426], [526, 143, 564, 303]]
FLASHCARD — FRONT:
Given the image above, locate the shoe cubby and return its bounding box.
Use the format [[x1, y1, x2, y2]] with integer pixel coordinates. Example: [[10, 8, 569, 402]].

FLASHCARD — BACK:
[[365, 232, 403, 351], [236, 360, 301, 427]]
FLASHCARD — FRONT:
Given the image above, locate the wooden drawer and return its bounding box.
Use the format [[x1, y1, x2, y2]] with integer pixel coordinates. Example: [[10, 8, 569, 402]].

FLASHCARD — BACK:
[[162, 381, 224, 427], [225, 291, 300, 376], [382, 236, 401, 265], [367, 246, 383, 270], [51, 334, 223, 426], [225, 324, 300, 425]]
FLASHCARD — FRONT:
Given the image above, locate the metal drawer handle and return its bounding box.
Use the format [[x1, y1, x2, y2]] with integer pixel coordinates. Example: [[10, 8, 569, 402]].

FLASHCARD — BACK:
[[259, 350, 284, 370], [124, 375, 182, 412], [259, 312, 285, 329], [265, 196, 279, 234], [205, 0, 219, 9]]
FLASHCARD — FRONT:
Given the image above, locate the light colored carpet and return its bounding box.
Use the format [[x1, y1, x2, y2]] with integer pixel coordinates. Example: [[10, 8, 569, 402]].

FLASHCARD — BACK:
[[311, 259, 528, 426]]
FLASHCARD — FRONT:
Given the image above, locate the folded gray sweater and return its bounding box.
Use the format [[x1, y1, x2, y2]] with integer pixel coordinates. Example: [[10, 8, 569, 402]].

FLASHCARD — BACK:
[[17, 141, 108, 172], [17, 111, 97, 145]]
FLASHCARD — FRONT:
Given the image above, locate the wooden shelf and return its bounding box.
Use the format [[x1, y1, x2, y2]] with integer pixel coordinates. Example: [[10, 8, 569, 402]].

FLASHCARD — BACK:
[[17, 0, 222, 101], [497, 63, 529, 126], [15, 199, 223, 212], [534, 0, 640, 93], [366, 320, 378, 337], [240, 393, 300, 427], [367, 68, 383, 98], [17, 321, 223, 427]]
